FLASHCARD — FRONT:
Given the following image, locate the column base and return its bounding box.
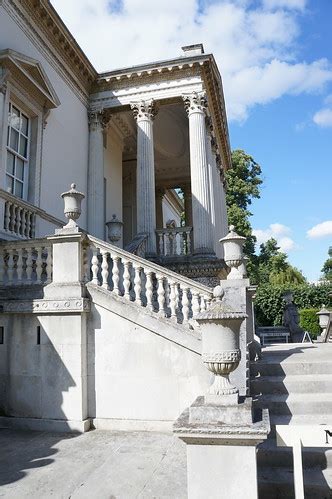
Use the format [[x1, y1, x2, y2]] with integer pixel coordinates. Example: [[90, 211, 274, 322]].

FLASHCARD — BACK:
[[174, 397, 270, 499]]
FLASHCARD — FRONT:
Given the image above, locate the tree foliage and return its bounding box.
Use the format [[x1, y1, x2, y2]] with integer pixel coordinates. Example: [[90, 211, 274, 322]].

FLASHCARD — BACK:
[[254, 283, 332, 327], [225, 150, 262, 270], [321, 247, 332, 281]]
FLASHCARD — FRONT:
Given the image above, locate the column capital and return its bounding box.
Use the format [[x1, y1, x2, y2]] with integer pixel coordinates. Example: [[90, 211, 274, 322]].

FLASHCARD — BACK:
[[183, 91, 207, 116], [88, 109, 111, 132], [130, 100, 157, 121]]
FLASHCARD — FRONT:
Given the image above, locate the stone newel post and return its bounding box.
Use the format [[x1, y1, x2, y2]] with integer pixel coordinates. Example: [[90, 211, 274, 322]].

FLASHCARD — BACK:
[[174, 287, 270, 499], [131, 100, 157, 255]]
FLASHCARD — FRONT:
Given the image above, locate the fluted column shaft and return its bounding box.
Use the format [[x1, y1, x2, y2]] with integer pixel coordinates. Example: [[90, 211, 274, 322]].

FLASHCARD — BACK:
[[184, 93, 214, 256], [131, 100, 157, 254], [206, 124, 217, 253], [87, 110, 108, 239]]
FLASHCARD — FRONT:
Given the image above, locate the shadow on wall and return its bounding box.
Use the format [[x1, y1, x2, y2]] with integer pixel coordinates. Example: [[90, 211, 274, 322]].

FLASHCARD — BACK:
[[0, 313, 79, 486]]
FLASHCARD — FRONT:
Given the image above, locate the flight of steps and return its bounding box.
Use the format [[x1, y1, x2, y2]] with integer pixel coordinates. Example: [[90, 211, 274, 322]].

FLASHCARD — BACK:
[[251, 343, 332, 499]]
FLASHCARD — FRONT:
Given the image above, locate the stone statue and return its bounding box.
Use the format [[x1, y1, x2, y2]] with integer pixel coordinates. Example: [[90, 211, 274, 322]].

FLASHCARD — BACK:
[[282, 292, 305, 342]]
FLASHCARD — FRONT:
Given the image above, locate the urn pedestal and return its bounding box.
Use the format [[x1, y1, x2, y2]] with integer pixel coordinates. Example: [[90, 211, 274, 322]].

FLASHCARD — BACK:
[[174, 286, 270, 499]]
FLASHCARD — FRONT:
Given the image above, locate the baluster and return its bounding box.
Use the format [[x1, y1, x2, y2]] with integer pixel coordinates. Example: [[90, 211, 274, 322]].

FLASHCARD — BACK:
[[6, 248, 14, 283], [16, 207, 22, 236], [111, 255, 121, 295], [35, 247, 43, 283], [166, 233, 171, 256], [145, 270, 154, 311], [180, 231, 185, 256], [123, 260, 131, 300], [101, 250, 110, 289], [205, 294, 212, 311], [157, 274, 166, 316], [30, 213, 36, 238], [4, 202, 10, 231], [192, 291, 200, 318], [21, 209, 27, 238], [199, 293, 207, 312], [181, 285, 190, 323], [9, 204, 15, 233], [16, 247, 24, 283], [0, 247, 4, 283], [13, 205, 19, 234], [169, 281, 177, 320], [164, 279, 170, 315], [157, 233, 162, 256], [45, 246, 52, 283], [133, 263, 142, 305], [186, 229, 192, 255], [91, 248, 99, 285]]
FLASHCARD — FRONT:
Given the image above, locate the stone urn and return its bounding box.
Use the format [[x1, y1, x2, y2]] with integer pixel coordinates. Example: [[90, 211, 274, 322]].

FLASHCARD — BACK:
[[196, 286, 247, 399], [106, 214, 123, 245], [61, 183, 85, 229], [317, 305, 331, 341], [220, 225, 246, 280]]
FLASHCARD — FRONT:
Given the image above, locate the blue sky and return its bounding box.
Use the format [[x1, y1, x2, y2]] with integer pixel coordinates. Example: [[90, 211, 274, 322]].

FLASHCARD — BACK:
[[51, 0, 332, 281]]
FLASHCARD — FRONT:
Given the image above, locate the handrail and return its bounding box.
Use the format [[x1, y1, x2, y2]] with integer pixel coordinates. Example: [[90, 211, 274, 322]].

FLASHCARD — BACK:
[[0, 188, 63, 229], [87, 234, 213, 296]]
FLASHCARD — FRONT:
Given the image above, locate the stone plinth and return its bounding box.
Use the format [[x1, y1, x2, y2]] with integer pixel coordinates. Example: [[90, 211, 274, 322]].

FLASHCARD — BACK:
[[174, 397, 270, 499]]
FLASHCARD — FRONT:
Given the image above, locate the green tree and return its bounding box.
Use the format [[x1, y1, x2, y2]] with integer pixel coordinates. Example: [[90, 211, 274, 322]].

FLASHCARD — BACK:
[[321, 247, 332, 281], [225, 150, 263, 276], [255, 238, 306, 286]]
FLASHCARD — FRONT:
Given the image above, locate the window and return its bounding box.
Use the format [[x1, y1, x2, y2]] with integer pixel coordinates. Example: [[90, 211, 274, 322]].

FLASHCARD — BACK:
[[6, 102, 30, 200]]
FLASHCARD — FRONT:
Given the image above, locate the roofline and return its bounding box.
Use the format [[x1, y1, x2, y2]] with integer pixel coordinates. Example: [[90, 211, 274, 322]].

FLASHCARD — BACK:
[[98, 53, 211, 80]]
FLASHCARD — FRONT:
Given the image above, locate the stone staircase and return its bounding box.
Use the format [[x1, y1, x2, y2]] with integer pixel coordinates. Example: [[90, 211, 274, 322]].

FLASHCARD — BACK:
[[251, 343, 332, 499]]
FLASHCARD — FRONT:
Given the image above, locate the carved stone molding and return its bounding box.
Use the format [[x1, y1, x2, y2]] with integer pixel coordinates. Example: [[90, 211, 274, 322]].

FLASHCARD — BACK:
[[130, 100, 157, 121], [88, 109, 111, 132], [202, 350, 241, 363], [183, 91, 207, 116], [0, 298, 90, 314]]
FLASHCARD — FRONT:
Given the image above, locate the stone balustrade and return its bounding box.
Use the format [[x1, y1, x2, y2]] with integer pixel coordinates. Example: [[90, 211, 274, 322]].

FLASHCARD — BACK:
[[156, 226, 193, 258], [87, 235, 212, 324], [0, 239, 52, 285], [0, 188, 63, 239]]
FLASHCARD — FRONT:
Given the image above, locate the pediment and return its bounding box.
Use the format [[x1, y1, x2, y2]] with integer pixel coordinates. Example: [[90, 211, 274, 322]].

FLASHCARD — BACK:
[[0, 49, 60, 109]]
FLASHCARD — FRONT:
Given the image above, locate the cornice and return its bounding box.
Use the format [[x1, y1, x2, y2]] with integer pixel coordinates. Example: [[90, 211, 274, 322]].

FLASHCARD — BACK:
[[3, 0, 97, 105]]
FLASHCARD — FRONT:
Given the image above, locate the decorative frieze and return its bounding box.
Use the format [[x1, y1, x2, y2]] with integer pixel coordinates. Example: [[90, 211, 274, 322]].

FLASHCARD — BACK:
[[0, 298, 90, 314]]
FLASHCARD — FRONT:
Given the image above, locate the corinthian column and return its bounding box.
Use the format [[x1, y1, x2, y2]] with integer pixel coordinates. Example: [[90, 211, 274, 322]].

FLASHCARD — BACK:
[[183, 92, 214, 256], [87, 110, 109, 239], [130, 100, 157, 254]]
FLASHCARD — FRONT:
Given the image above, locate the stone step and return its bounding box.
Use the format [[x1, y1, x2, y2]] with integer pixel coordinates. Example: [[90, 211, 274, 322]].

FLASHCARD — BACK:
[[251, 360, 332, 377], [258, 466, 332, 499], [254, 393, 332, 416], [251, 374, 332, 395], [257, 438, 332, 469]]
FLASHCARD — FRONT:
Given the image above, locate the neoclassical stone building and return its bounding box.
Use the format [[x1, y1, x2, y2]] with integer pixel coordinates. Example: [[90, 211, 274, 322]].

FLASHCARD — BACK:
[[0, 0, 245, 433]]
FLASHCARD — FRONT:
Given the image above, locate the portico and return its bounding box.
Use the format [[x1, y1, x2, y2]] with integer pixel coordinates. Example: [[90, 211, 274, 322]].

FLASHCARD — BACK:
[[87, 44, 230, 278]]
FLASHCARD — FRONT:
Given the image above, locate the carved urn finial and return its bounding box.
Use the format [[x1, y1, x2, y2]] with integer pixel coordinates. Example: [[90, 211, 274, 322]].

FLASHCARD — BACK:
[[61, 183, 85, 229], [196, 286, 247, 403], [106, 214, 123, 245], [220, 225, 246, 280]]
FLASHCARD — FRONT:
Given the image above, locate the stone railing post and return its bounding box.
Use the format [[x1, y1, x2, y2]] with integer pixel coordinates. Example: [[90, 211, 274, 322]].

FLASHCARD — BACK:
[[174, 287, 270, 499], [43, 184, 90, 431]]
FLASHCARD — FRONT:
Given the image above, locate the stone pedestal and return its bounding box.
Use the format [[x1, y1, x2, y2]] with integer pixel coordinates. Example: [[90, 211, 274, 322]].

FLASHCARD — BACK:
[[174, 397, 270, 499]]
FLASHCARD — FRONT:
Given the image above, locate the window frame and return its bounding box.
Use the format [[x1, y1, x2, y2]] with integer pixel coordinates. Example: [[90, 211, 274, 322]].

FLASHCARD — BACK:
[[6, 101, 31, 201]]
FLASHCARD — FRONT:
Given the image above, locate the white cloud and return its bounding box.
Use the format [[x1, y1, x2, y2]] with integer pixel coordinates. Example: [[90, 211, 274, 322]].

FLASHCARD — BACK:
[[51, 0, 332, 122], [253, 223, 296, 252], [307, 221, 332, 239], [262, 0, 306, 11], [313, 108, 332, 127]]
